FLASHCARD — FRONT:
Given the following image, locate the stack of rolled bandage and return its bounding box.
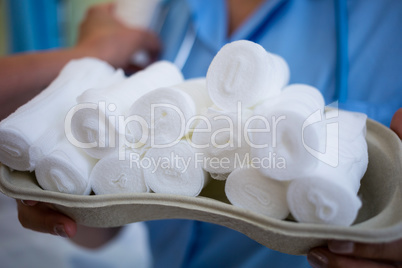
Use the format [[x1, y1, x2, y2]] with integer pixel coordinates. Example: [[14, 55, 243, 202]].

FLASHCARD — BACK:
[[286, 110, 368, 226], [90, 78, 212, 196], [115, 78, 212, 196], [0, 58, 123, 194], [0, 40, 369, 227], [194, 40, 368, 224], [71, 61, 184, 159]]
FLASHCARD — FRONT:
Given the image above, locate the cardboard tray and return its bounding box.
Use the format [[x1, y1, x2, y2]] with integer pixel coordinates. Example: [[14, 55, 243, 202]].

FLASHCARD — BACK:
[[1, 118, 401, 255]]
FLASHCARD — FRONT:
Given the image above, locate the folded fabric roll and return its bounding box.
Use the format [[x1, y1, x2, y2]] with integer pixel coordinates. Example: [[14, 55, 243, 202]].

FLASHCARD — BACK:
[[127, 87, 195, 146], [269, 54, 290, 96], [115, 0, 161, 29], [35, 139, 96, 195], [287, 110, 368, 226], [126, 78, 212, 147], [91, 150, 148, 195], [250, 84, 325, 181], [72, 61, 184, 159], [143, 141, 207, 196], [114, 0, 162, 66], [172, 78, 213, 116], [316, 109, 368, 187], [191, 108, 252, 174], [326, 109, 368, 142], [287, 165, 363, 226], [206, 40, 289, 111], [281, 84, 325, 110], [0, 58, 118, 171], [225, 166, 289, 219]]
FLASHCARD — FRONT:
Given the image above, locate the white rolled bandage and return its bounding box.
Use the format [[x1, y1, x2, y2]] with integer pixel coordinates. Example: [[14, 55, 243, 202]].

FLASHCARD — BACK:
[[250, 84, 325, 181], [143, 141, 207, 197], [225, 166, 290, 219], [206, 40, 289, 111]]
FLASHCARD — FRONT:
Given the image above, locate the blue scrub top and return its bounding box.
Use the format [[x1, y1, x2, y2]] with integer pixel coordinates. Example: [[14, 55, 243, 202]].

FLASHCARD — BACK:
[[147, 0, 402, 267]]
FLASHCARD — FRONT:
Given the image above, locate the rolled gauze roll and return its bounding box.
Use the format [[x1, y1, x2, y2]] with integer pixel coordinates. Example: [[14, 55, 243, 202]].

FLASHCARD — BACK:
[[114, 0, 162, 66], [287, 110, 368, 226], [287, 170, 363, 226], [225, 165, 289, 219], [281, 84, 325, 110], [90, 150, 148, 195], [114, 0, 161, 29], [127, 87, 196, 146], [249, 84, 325, 181], [71, 61, 184, 159], [143, 140, 207, 197], [126, 78, 213, 147], [172, 78, 213, 116], [286, 161, 363, 226], [191, 108, 252, 175], [0, 58, 118, 171], [320, 109, 369, 182], [206, 40, 289, 111], [35, 139, 96, 195]]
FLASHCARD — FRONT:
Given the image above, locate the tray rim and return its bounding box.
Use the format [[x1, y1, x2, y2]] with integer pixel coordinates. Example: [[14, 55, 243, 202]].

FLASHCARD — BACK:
[[0, 118, 401, 245]]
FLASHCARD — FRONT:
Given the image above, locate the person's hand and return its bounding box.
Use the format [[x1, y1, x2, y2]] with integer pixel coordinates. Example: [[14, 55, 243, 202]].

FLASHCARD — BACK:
[[390, 108, 402, 140], [17, 200, 121, 248], [307, 108, 402, 267], [75, 3, 160, 68], [17, 200, 76, 238], [308, 240, 402, 268]]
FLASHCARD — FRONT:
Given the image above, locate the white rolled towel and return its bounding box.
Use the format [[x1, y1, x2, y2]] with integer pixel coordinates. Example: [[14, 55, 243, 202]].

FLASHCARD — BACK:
[[225, 166, 289, 219], [143, 141, 207, 196], [281, 84, 325, 110], [191, 108, 252, 175], [114, 0, 161, 29], [91, 150, 148, 195], [126, 78, 212, 147], [0, 58, 118, 171], [172, 78, 213, 116], [71, 61, 184, 159], [287, 110, 368, 226], [327, 109, 368, 142], [114, 0, 162, 66], [35, 139, 96, 195], [206, 40, 289, 111], [249, 84, 325, 181], [317, 109, 368, 185], [287, 164, 363, 226]]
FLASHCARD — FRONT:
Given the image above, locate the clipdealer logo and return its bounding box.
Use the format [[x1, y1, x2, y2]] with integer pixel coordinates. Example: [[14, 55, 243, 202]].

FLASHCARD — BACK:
[[63, 101, 339, 169]]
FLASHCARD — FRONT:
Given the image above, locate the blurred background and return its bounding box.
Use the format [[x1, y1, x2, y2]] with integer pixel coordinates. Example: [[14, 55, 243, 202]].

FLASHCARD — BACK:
[[0, 0, 113, 56]]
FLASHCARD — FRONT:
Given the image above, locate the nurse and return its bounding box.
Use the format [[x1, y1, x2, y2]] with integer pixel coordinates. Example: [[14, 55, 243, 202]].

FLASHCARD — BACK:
[[5, 1, 402, 267]]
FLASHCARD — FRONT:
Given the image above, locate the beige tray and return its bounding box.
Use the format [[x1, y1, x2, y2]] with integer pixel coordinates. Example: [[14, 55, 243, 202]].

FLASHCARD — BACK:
[[1, 118, 401, 255]]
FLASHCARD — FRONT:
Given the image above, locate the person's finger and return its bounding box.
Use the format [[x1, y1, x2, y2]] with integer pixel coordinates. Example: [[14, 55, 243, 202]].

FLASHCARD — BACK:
[[87, 2, 113, 15], [103, 2, 115, 13], [16, 200, 77, 238], [20, 199, 38, 206], [139, 30, 161, 54], [308, 247, 401, 268], [390, 108, 402, 139], [328, 240, 402, 263]]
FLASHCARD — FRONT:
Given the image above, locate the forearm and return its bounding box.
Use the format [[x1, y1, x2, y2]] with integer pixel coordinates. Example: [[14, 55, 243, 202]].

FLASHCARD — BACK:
[[0, 48, 95, 120], [69, 225, 122, 249]]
